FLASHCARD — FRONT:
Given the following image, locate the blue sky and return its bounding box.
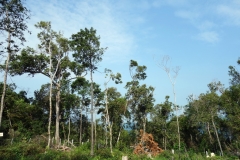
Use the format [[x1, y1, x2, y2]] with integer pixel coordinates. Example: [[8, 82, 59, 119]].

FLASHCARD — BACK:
[[4, 0, 240, 108]]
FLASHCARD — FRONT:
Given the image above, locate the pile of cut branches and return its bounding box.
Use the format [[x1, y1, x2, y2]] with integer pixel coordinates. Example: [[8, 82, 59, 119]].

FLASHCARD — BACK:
[[134, 129, 163, 157]]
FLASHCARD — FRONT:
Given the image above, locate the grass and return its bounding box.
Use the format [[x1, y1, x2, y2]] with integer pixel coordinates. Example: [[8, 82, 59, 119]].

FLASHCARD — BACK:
[[0, 141, 239, 160]]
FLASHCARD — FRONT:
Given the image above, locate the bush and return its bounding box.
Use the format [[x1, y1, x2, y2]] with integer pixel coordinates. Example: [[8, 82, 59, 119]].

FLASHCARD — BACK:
[[95, 148, 113, 159], [37, 149, 70, 160], [127, 153, 152, 160], [0, 142, 45, 160], [70, 153, 90, 160], [70, 145, 90, 160], [0, 148, 22, 160]]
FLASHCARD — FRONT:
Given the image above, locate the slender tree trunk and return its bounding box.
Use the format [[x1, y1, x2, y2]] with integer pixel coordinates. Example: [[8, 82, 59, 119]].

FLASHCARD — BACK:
[[207, 122, 213, 144], [140, 115, 147, 147], [68, 117, 70, 145], [173, 86, 180, 151], [143, 115, 147, 134], [90, 70, 94, 156], [95, 119, 97, 146], [105, 87, 109, 146], [164, 128, 167, 150], [105, 115, 108, 146], [176, 115, 180, 150], [0, 31, 11, 127], [55, 83, 61, 146], [79, 108, 83, 145], [109, 123, 113, 153], [48, 80, 53, 147], [116, 127, 122, 145], [62, 123, 66, 140], [212, 115, 223, 156], [162, 137, 164, 149], [116, 101, 128, 144], [158, 56, 181, 151], [47, 40, 53, 148]]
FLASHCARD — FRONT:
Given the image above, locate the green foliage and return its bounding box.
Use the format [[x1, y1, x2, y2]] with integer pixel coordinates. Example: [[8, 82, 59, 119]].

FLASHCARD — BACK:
[[128, 154, 152, 160], [95, 148, 113, 159], [228, 59, 240, 86], [129, 60, 147, 81], [0, 0, 30, 53], [70, 27, 106, 72], [126, 62, 155, 131], [0, 143, 44, 160], [36, 150, 69, 160], [68, 143, 90, 160]]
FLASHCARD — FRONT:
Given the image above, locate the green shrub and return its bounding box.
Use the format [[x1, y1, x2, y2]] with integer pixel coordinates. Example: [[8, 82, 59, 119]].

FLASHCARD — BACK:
[[37, 149, 70, 160], [0, 148, 22, 160], [70, 153, 90, 160], [22, 143, 45, 157], [0, 142, 45, 160], [127, 153, 152, 160], [78, 142, 91, 151], [95, 148, 113, 159], [70, 146, 90, 160]]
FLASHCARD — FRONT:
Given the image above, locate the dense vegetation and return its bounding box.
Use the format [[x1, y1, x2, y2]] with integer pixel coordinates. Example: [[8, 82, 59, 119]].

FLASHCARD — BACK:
[[0, 0, 240, 159]]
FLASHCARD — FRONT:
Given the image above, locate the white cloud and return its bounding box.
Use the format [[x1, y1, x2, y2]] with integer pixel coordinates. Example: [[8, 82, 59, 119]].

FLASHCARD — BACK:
[[198, 21, 216, 30], [25, 0, 136, 63], [197, 31, 219, 43], [216, 4, 240, 26], [173, 4, 221, 43], [165, 0, 189, 7], [151, 0, 189, 8], [175, 10, 200, 21], [136, 0, 189, 10]]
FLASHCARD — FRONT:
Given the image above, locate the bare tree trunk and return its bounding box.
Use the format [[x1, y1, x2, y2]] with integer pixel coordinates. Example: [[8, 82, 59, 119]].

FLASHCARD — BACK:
[[157, 56, 181, 151], [116, 127, 122, 145], [62, 123, 66, 140], [79, 108, 82, 145], [109, 123, 113, 153], [142, 115, 147, 144], [90, 70, 94, 156], [143, 116, 146, 135], [47, 39, 53, 148], [0, 31, 11, 127], [105, 87, 109, 147], [68, 117, 70, 146], [212, 115, 223, 156], [173, 88, 181, 151], [105, 116, 108, 146], [47, 81, 53, 147], [95, 119, 97, 146], [207, 122, 213, 144], [162, 137, 164, 149], [116, 101, 128, 145], [55, 84, 61, 145], [164, 128, 167, 150]]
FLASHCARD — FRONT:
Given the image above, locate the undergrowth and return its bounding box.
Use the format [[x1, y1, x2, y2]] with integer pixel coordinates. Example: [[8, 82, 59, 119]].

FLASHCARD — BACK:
[[0, 141, 239, 160]]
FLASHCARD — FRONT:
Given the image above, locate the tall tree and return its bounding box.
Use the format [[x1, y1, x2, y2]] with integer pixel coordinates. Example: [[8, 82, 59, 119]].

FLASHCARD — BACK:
[[155, 55, 181, 150], [125, 60, 155, 141], [98, 69, 122, 153], [149, 96, 172, 150], [9, 21, 83, 147], [71, 77, 91, 145], [185, 83, 224, 155], [70, 27, 106, 156], [220, 84, 240, 151], [0, 0, 30, 127], [35, 21, 58, 148]]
